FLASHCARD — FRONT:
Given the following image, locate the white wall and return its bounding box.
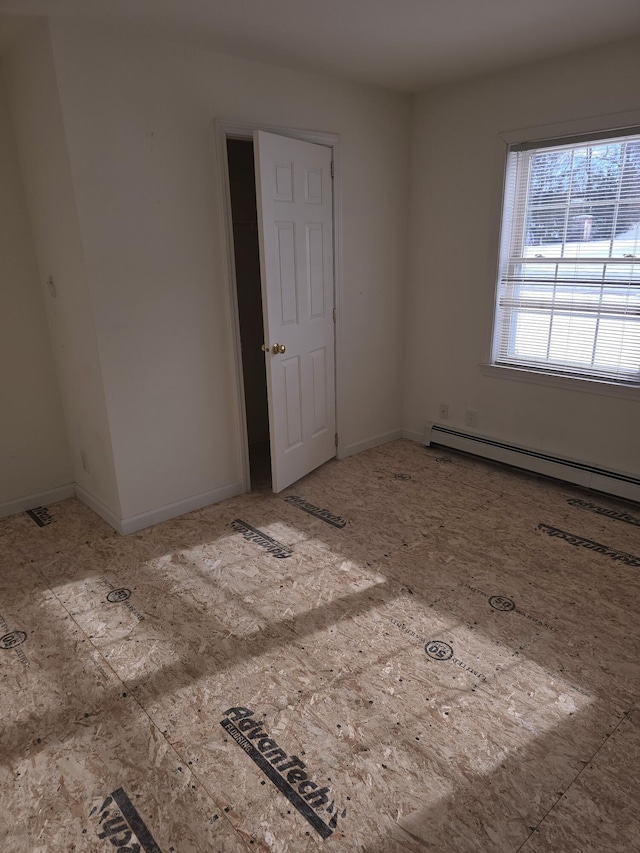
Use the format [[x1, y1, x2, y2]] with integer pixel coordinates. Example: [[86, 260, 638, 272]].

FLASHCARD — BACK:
[[44, 21, 411, 521], [404, 37, 640, 477], [3, 21, 121, 517], [4, 19, 638, 528], [0, 66, 71, 511]]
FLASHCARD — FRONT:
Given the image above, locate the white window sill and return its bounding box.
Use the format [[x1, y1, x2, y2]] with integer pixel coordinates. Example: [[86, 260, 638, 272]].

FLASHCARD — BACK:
[[480, 362, 640, 401]]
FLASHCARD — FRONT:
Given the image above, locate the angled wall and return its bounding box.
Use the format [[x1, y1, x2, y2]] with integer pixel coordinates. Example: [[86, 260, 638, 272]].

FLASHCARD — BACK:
[[3, 20, 121, 521], [0, 65, 71, 514]]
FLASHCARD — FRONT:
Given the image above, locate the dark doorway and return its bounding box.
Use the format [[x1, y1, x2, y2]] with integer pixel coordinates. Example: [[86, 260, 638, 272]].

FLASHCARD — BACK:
[[226, 138, 271, 490]]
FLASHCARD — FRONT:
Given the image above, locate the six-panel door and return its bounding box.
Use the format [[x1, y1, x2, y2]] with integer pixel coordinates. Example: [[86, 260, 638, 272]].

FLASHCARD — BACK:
[[254, 130, 336, 492]]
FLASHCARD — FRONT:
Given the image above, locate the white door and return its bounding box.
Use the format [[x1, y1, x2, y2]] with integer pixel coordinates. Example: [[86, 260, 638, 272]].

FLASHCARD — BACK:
[[254, 130, 336, 492]]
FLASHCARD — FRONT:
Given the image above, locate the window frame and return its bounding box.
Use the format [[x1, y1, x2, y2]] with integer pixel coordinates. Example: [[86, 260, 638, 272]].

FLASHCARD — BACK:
[[484, 110, 640, 398]]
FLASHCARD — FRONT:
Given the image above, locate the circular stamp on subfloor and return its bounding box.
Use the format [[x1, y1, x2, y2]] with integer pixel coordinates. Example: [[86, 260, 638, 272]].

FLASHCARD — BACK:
[[424, 640, 453, 661], [394, 473, 412, 480], [0, 630, 27, 649], [489, 595, 515, 612], [106, 588, 131, 604]]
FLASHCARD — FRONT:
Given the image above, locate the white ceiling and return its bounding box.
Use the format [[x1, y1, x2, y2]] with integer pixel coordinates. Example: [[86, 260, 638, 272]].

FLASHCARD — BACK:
[[1, 0, 640, 92]]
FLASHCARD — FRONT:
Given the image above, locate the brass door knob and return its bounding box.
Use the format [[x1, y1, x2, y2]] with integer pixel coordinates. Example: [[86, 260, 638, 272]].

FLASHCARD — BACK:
[[272, 343, 286, 354]]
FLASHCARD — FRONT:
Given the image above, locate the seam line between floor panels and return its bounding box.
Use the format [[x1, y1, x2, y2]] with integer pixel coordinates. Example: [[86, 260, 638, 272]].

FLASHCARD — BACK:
[[24, 559, 255, 852], [513, 707, 634, 852]]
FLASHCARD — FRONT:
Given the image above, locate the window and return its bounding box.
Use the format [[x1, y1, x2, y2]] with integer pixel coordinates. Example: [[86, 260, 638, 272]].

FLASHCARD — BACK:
[[492, 128, 640, 385]]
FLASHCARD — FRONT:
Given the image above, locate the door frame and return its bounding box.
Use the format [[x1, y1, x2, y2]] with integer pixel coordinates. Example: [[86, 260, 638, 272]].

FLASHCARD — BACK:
[[215, 119, 344, 493]]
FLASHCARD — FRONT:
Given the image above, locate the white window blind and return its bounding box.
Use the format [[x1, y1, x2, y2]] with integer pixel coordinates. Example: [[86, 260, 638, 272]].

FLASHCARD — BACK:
[[492, 130, 640, 385]]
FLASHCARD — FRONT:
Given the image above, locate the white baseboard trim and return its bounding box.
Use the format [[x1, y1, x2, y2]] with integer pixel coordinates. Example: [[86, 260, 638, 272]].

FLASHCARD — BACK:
[[401, 428, 423, 444], [0, 483, 76, 520], [341, 429, 404, 459], [118, 480, 246, 535], [75, 486, 124, 533]]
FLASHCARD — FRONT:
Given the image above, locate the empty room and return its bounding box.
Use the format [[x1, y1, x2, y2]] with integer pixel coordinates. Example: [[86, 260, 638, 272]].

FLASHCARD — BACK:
[[1, 1, 639, 851]]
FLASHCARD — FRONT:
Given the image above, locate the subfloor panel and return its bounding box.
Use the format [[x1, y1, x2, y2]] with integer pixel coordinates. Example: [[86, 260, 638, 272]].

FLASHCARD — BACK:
[[1, 439, 639, 852]]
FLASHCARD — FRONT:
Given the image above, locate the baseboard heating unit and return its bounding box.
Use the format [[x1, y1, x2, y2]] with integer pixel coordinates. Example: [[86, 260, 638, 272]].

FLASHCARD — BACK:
[[424, 424, 640, 504]]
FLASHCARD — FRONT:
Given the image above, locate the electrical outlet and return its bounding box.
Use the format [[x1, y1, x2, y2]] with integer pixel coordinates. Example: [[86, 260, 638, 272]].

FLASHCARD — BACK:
[[80, 450, 90, 473], [439, 402, 449, 420], [465, 409, 478, 428]]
